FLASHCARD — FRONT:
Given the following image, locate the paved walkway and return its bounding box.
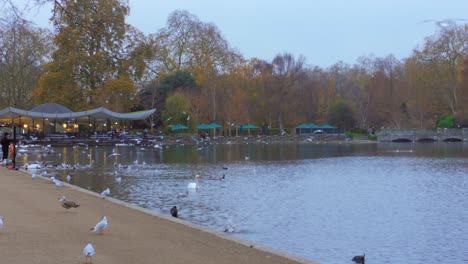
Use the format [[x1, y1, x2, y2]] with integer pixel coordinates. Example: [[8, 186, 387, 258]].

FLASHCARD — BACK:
[[0, 168, 315, 264]]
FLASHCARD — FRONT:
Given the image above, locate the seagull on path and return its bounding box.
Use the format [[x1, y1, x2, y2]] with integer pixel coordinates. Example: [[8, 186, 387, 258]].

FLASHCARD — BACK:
[[100, 188, 110, 198], [83, 243, 95, 263], [53, 179, 63, 188], [90, 216, 108, 234], [58, 196, 80, 210]]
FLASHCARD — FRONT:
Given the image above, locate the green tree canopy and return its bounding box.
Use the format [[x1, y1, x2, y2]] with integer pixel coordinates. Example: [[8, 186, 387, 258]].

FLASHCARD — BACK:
[[327, 101, 356, 129]]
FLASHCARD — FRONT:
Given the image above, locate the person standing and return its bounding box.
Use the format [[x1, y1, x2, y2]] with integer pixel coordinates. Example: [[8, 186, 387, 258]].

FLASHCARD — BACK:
[[1, 132, 10, 161]]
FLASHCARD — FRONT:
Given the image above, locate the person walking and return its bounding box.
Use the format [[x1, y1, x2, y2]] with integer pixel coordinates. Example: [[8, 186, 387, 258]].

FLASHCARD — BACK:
[[1, 132, 11, 161]]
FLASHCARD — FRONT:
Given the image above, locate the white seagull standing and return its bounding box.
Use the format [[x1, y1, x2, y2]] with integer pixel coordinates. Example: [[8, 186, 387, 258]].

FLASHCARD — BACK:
[[90, 216, 108, 235], [53, 179, 63, 188], [100, 188, 110, 198], [83, 243, 95, 263]]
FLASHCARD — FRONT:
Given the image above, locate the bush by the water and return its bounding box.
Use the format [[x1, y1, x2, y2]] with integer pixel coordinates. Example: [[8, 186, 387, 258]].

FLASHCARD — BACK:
[[437, 116, 455, 128]]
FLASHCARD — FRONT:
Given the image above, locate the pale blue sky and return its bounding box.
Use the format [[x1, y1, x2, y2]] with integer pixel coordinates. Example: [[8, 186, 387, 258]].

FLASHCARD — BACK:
[[12, 0, 468, 67]]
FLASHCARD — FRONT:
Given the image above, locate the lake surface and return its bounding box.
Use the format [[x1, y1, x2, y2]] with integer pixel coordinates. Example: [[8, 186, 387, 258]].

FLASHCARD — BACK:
[[17, 142, 468, 264]]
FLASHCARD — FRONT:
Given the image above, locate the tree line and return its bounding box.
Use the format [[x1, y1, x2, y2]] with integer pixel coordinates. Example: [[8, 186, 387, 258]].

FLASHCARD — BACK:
[[2, 0, 468, 131]]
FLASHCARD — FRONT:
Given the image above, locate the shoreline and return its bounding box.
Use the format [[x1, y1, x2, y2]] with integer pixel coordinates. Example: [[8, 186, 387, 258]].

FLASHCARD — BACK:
[[23, 134, 377, 147], [0, 168, 318, 264]]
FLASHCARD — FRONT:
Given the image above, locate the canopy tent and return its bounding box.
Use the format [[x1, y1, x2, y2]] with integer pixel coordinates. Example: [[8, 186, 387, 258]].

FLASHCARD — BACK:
[[30, 103, 73, 114], [237, 124, 259, 129], [170, 124, 188, 131], [196, 123, 222, 129], [0, 106, 156, 120], [316, 124, 336, 129], [295, 123, 318, 134], [316, 124, 338, 134]]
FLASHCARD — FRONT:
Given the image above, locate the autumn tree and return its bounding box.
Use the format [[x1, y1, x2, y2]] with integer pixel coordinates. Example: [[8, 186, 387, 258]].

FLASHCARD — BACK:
[[416, 23, 468, 117], [33, 0, 145, 111], [146, 10, 241, 123], [0, 13, 52, 108], [270, 53, 306, 129]]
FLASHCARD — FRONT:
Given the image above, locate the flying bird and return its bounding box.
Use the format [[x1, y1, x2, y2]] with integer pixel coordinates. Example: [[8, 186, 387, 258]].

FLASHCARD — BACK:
[[83, 243, 95, 264], [58, 196, 80, 210], [170, 206, 178, 218], [90, 216, 108, 234], [100, 188, 110, 198]]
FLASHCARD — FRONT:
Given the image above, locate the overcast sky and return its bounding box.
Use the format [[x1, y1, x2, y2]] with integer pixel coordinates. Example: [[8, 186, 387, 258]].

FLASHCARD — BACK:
[[12, 0, 468, 68]]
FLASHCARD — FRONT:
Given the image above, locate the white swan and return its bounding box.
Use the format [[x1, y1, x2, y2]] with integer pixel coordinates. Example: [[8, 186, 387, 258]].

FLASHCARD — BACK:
[[187, 175, 200, 189]]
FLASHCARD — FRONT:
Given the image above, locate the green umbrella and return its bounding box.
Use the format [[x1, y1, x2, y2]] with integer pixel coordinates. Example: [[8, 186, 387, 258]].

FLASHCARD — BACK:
[[170, 124, 189, 131], [197, 123, 222, 129], [237, 124, 259, 129]]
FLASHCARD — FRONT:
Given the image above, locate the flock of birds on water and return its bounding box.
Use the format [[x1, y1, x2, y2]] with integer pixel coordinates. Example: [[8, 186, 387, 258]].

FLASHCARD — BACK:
[[0, 141, 367, 263]]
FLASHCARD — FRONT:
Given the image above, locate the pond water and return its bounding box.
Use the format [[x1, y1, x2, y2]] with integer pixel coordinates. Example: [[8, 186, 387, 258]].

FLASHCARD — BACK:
[[17, 142, 468, 264]]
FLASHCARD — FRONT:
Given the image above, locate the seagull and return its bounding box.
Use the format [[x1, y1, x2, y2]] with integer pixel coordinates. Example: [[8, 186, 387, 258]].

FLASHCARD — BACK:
[[66, 175, 71, 182], [24, 163, 42, 170], [58, 196, 80, 210], [90, 216, 108, 234], [352, 254, 365, 264], [170, 206, 178, 218], [100, 188, 110, 198], [83, 243, 95, 264], [53, 179, 63, 188], [223, 221, 238, 233], [107, 152, 121, 158]]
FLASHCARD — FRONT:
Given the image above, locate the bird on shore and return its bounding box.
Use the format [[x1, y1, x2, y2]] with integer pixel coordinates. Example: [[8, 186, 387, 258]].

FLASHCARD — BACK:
[[83, 243, 95, 264], [100, 188, 110, 198], [58, 196, 80, 210], [170, 206, 178, 218], [53, 179, 63, 188], [90, 216, 108, 234], [352, 253, 365, 264], [223, 221, 238, 233]]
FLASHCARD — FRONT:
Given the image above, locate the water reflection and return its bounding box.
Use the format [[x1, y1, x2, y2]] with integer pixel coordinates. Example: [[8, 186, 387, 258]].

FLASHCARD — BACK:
[[17, 142, 468, 264]]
